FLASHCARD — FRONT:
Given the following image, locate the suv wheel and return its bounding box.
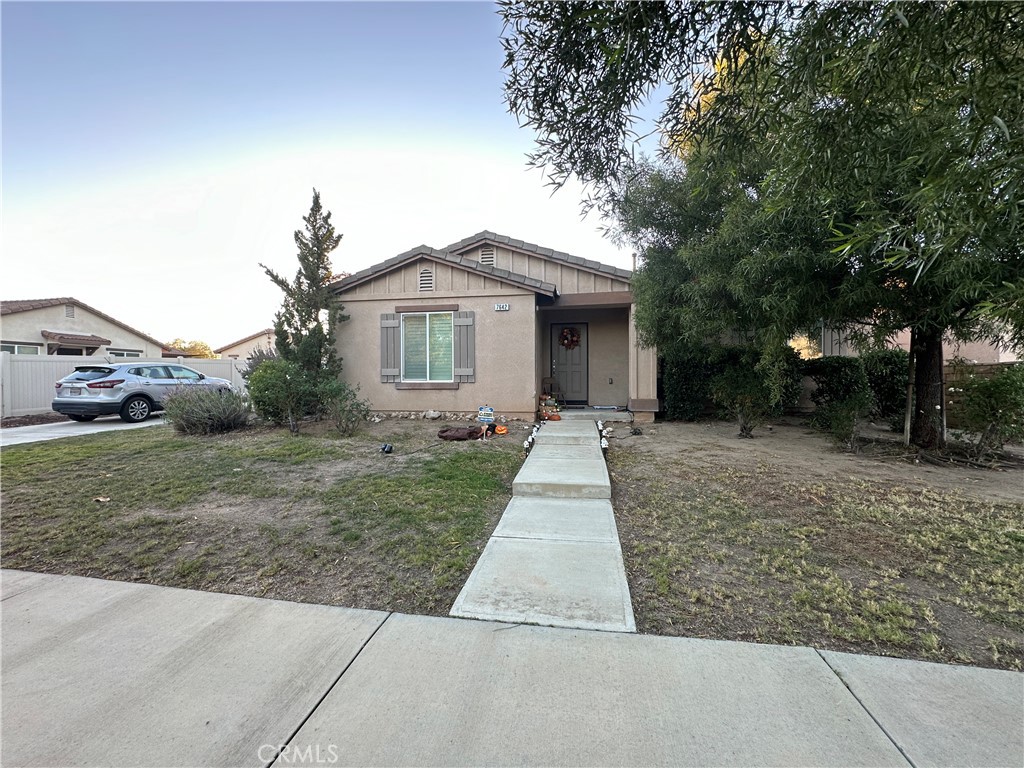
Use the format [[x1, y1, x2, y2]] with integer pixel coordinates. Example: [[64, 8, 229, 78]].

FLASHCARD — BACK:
[[120, 396, 152, 423], [68, 415, 97, 422]]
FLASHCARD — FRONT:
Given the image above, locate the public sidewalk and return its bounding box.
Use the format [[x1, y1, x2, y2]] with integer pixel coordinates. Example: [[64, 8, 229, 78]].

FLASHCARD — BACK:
[[450, 419, 635, 632], [3, 571, 1022, 768]]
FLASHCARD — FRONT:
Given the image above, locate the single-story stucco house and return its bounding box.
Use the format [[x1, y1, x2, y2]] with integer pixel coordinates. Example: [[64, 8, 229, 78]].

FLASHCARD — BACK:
[[214, 328, 275, 360], [0, 297, 175, 357], [329, 232, 658, 422]]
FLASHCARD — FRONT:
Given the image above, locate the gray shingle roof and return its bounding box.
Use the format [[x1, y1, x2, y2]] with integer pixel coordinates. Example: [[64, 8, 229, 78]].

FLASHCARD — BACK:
[[444, 231, 633, 281], [329, 245, 558, 296], [214, 328, 275, 354]]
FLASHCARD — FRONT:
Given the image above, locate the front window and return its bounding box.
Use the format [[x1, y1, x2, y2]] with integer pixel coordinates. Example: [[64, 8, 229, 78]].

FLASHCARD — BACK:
[[108, 349, 142, 358], [402, 312, 453, 381], [1, 343, 41, 354]]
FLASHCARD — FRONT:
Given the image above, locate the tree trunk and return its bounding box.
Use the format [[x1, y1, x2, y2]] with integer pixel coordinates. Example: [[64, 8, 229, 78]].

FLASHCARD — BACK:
[[910, 328, 945, 450]]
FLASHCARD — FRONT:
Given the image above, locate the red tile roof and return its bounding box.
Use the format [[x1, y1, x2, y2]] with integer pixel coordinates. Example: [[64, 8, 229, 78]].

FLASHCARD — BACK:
[[41, 331, 112, 346]]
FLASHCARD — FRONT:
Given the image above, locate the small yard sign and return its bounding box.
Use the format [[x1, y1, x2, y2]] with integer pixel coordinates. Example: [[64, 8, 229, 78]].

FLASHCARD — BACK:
[[477, 405, 495, 423]]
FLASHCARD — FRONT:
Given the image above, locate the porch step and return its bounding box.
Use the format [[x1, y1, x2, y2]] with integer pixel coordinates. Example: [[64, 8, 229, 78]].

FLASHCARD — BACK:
[[531, 420, 598, 445], [512, 460, 611, 499], [513, 423, 611, 499], [555, 408, 629, 422], [493, 497, 618, 543]]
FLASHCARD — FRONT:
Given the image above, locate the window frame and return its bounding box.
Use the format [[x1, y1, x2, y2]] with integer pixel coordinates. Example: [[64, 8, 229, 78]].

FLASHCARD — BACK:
[[107, 349, 143, 358], [400, 311, 454, 383], [1, 342, 42, 354]]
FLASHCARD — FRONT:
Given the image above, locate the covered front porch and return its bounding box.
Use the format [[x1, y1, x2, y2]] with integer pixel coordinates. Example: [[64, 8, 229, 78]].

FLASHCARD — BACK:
[[536, 296, 658, 422]]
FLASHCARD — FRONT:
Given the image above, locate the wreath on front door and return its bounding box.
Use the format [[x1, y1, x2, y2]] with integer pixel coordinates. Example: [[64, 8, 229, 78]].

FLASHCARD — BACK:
[[559, 327, 581, 351]]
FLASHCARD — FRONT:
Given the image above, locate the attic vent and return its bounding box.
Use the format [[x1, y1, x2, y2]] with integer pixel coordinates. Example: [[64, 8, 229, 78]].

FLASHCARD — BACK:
[[480, 247, 495, 266], [418, 268, 434, 292], [65, 305, 75, 318]]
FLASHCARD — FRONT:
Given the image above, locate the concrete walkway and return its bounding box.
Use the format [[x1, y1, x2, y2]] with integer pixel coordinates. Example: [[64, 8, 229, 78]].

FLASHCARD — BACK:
[[2, 570, 1021, 767], [451, 420, 636, 632]]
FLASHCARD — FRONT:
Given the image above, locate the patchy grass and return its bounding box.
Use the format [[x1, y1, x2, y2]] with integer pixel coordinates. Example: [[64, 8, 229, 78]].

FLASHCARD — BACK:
[[1, 421, 524, 615], [609, 421, 1024, 671]]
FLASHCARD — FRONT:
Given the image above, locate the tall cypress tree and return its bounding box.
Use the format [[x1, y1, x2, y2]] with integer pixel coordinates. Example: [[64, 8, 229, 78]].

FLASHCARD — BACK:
[[260, 189, 348, 384]]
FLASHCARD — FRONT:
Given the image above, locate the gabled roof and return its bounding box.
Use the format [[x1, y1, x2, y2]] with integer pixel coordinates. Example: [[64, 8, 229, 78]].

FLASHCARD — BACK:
[[329, 245, 558, 297], [1, 297, 170, 350], [214, 328, 275, 354], [444, 231, 633, 282]]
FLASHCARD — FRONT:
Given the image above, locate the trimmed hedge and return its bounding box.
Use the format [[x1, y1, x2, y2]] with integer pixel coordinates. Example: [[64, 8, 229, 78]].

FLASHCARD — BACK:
[[661, 344, 721, 421]]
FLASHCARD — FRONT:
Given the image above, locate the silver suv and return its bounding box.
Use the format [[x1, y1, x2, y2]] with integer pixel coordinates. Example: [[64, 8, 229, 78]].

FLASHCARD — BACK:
[[53, 363, 233, 423]]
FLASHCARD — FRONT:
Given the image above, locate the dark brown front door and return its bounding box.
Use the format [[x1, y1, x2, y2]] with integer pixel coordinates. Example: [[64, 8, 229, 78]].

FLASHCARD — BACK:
[[551, 323, 588, 403]]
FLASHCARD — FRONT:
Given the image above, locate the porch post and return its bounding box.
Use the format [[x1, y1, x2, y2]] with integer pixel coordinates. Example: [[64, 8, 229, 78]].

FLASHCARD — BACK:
[[628, 304, 659, 422]]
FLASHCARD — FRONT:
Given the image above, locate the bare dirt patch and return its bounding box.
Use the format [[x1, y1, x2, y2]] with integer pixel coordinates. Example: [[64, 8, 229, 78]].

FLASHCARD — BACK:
[[1, 412, 68, 428], [609, 418, 1023, 670]]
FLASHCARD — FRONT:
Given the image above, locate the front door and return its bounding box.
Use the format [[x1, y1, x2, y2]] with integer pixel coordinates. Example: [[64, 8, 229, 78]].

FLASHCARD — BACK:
[[551, 323, 588, 404]]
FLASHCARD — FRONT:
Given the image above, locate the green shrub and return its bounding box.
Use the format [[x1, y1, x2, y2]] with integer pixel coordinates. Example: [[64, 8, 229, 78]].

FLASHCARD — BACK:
[[661, 344, 722, 420], [247, 359, 316, 433], [162, 387, 250, 436], [861, 348, 910, 424], [948, 363, 1024, 456], [318, 379, 371, 436], [241, 347, 278, 381], [804, 356, 873, 451], [710, 345, 802, 438]]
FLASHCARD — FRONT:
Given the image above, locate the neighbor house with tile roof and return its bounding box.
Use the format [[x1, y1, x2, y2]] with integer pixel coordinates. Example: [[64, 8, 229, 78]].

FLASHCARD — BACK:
[[329, 231, 658, 422], [0, 297, 175, 358]]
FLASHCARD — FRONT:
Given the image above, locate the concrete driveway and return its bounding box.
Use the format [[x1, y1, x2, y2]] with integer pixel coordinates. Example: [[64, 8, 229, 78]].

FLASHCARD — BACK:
[[0, 414, 165, 447]]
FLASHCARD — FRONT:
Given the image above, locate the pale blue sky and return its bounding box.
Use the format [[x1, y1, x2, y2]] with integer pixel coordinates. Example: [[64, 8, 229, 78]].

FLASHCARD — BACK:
[[2, 1, 636, 346]]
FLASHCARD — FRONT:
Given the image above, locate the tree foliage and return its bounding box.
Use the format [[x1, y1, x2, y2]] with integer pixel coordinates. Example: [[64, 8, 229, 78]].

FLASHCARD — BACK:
[[165, 339, 216, 359], [502, 2, 1024, 282], [260, 189, 348, 385], [501, 0, 1024, 449]]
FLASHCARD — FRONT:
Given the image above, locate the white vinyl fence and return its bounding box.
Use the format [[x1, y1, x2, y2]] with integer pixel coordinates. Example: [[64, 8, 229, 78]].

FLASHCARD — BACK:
[[0, 353, 248, 418]]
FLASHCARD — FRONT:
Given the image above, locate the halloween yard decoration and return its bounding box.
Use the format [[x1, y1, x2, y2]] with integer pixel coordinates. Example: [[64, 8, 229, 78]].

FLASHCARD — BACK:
[[437, 424, 497, 441]]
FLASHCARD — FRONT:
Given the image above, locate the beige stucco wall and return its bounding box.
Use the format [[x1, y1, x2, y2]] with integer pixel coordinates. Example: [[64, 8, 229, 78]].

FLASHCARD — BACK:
[[459, 246, 631, 296], [336, 260, 539, 419], [217, 331, 275, 360], [890, 330, 1018, 364], [1, 305, 164, 356], [539, 308, 630, 406]]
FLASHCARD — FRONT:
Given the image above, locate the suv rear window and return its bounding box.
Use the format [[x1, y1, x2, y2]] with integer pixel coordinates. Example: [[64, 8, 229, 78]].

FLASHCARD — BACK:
[[67, 367, 115, 381]]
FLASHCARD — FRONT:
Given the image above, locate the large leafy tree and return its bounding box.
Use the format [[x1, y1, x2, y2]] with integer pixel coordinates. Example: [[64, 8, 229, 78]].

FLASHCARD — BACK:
[[165, 339, 217, 358], [260, 189, 348, 383], [501, 0, 1024, 449]]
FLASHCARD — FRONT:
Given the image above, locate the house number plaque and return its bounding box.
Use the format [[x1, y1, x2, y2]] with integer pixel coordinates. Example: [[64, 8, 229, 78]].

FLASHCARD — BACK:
[[494, 303, 510, 311]]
